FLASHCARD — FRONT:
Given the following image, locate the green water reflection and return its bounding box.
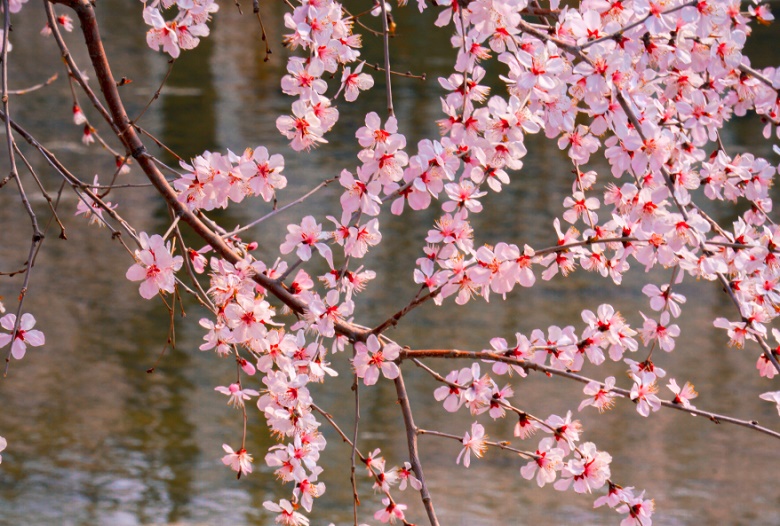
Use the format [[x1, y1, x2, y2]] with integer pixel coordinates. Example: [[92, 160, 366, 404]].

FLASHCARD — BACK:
[[0, 1, 779, 525]]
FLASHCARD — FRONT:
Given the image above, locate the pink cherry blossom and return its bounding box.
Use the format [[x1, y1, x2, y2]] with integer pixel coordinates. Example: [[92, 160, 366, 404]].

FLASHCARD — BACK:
[[292, 465, 326, 512], [214, 383, 260, 408], [616, 491, 655, 526], [81, 124, 95, 145], [125, 232, 184, 299], [514, 412, 540, 439], [373, 497, 406, 524], [276, 100, 327, 151], [224, 295, 274, 343], [759, 391, 780, 416], [667, 379, 697, 410], [0, 313, 45, 360], [630, 372, 662, 417], [456, 421, 487, 468], [72, 103, 86, 125], [280, 215, 333, 267], [75, 175, 118, 227], [640, 312, 680, 352], [353, 335, 400, 386], [579, 377, 617, 413], [554, 441, 612, 494], [396, 462, 422, 491], [520, 437, 565, 487], [338, 61, 374, 102], [433, 368, 468, 412], [143, 7, 180, 58], [263, 499, 310, 526], [221, 444, 253, 478]]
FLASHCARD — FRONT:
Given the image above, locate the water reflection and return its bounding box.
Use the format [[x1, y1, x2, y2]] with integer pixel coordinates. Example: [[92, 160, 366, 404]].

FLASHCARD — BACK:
[[0, 0, 779, 524]]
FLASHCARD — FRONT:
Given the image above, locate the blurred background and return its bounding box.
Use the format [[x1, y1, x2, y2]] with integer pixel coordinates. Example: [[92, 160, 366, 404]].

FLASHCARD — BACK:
[[0, 1, 779, 524]]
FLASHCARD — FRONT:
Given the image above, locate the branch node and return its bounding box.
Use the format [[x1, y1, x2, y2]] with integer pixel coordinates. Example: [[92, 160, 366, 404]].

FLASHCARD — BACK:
[[131, 145, 147, 158]]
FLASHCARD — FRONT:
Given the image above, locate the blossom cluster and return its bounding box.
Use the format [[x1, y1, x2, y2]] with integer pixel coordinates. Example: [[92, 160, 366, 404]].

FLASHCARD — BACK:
[[75, 0, 780, 522], [141, 0, 217, 58], [276, 0, 373, 151], [173, 146, 287, 211], [192, 253, 423, 522]]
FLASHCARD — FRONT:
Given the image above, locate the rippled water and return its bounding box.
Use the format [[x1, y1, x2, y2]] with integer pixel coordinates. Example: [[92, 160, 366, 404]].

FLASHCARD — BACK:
[[1, 1, 780, 525]]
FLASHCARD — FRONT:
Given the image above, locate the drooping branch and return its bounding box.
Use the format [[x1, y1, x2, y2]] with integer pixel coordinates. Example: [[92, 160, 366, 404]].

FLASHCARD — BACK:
[[51, 0, 369, 343], [393, 371, 440, 526], [400, 348, 780, 441]]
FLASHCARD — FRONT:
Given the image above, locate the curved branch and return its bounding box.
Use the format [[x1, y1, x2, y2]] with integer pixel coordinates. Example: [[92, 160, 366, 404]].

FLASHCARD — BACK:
[[54, 0, 368, 343], [400, 348, 780, 441]]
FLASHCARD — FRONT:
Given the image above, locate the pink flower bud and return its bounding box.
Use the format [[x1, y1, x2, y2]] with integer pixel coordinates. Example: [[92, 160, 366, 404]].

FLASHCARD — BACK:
[[239, 358, 256, 376], [73, 104, 86, 125]]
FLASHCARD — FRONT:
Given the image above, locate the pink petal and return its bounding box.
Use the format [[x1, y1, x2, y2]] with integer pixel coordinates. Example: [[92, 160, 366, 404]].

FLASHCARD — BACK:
[[24, 330, 44, 347], [139, 280, 160, 299], [19, 313, 36, 330], [0, 314, 15, 331], [11, 339, 26, 360], [126, 264, 148, 282]]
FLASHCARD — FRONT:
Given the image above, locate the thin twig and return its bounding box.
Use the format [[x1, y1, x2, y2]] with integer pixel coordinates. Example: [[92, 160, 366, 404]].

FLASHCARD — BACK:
[[132, 58, 175, 125], [400, 349, 780, 441], [378, 0, 394, 117], [222, 178, 335, 238], [8, 73, 58, 95]]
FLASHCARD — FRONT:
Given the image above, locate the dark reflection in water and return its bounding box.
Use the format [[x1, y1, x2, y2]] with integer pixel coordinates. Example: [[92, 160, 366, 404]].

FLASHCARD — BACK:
[[0, 1, 779, 525]]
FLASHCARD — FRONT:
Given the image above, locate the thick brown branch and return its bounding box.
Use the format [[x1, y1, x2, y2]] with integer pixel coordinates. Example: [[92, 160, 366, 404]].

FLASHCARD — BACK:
[[56, 0, 368, 342]]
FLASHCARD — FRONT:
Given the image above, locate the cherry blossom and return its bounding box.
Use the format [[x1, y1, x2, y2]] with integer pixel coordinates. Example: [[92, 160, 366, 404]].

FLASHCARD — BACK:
[[520, 437, 565, 487], [143, 7, 180, 58], [239, 146, 287, 202], [630, 372, 662, 417], [214, 383, 260, 408], [554, 442, 612, 494], [456, 421, 487, 468], [759, 391, 780, 416], [667, 379, 697, 410], [579, 377, 617, 413], [616, 492, 655, 526], [374, 497, 407, 524], [293, 465, 326, 512], [338, 61, 374, 102], [514, 412, 540, 439], [72, 103, 86, 125], [276, 101, 328, 152], [263, 499, 310, 526], [396, 462, 422, 491], [125, 232, 184, 299], [0, 313, 45, 360], [13, 0, 780, 522], [563, 191, 600, 225], [545, 411, 582, 454], [75, 175, 118, 227], [353, 335, 400, 386], [433, 368, 468, 412], [640, 312, 680, 352], [280, 216, 333, 266], [642, 283, 686, 318], [81, 124, 94, 145], [198, 318, 232, 356], [224, 295, 275, 343], [221, 444, 253, 478]]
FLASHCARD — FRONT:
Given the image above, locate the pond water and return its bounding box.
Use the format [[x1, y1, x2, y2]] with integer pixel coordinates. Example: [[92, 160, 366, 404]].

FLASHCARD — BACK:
[[1, 2, 780, 525]]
